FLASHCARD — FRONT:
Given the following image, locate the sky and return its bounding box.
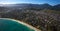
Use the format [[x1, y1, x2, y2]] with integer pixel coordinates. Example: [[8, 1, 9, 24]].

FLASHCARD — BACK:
[[0, 0, 60, 5]]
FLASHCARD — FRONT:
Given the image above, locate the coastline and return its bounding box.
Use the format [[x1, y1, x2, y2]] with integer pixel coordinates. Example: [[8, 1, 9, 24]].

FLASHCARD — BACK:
[[0, 18, 41, 31]]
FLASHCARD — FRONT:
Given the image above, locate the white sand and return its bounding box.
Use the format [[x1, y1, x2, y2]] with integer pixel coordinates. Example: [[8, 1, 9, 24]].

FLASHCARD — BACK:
[[0, 18, 41, 31]]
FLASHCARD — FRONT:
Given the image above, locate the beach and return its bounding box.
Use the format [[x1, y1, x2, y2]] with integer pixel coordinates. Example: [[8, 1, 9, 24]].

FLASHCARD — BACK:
[[0, 18, 41, 31]]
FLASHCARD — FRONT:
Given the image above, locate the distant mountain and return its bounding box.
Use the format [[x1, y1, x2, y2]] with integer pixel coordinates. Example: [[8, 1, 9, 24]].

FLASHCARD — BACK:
[[14, 3, 52, 10], [38, 3, 52, 9], [0, 3, 60, 11], [52, 4, 60, 11]]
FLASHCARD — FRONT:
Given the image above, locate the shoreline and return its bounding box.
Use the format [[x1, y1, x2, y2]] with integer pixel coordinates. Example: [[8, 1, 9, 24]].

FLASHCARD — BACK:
[[0, 18, 41, 31]]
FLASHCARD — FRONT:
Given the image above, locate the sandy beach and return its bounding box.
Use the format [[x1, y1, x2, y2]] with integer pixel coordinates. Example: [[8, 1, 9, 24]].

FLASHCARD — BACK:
[[0, 18, 41, 31]]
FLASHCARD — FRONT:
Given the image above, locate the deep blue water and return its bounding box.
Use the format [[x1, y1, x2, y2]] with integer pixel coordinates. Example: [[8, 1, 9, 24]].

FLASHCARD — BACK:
[[0, 19, 35, 31]]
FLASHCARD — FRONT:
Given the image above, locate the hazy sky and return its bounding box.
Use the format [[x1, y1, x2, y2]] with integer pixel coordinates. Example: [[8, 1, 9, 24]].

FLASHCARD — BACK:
[[0, 0, 60, 5]]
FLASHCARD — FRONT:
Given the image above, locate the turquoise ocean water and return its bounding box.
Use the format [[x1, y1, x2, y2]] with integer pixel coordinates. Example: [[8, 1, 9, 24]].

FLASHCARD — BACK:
[[0, 19, 35, 31]]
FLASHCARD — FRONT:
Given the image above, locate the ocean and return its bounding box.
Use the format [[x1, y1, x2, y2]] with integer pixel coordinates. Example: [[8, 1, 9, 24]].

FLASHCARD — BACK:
[[0, 18, 35, 31]]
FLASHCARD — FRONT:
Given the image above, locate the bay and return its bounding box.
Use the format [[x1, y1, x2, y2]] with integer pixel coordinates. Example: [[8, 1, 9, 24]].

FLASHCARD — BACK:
[[0, 18, 35, 31]]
